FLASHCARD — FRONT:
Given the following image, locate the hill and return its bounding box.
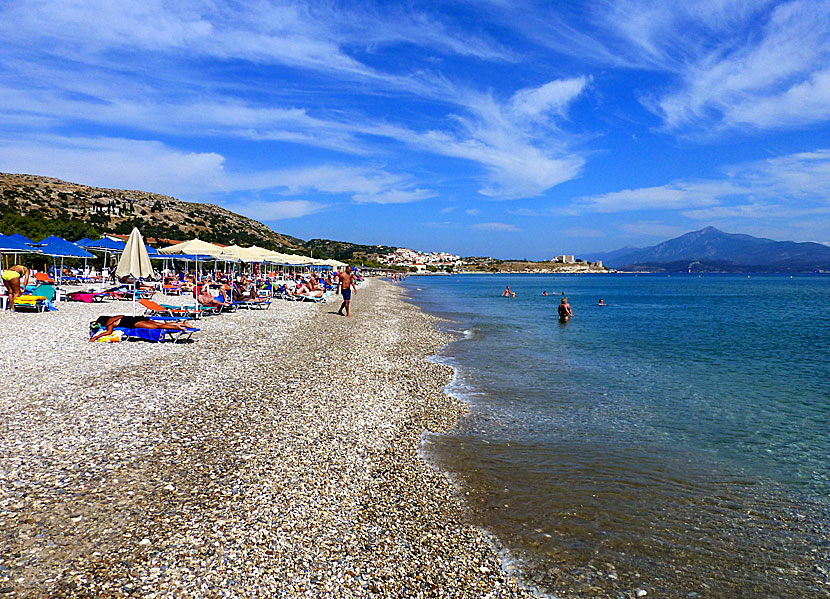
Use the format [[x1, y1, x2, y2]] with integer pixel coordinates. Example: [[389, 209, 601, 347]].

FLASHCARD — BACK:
[[591, 227, 830, 272], [302, 238, 397, 261], [0, 172, 302, 250]]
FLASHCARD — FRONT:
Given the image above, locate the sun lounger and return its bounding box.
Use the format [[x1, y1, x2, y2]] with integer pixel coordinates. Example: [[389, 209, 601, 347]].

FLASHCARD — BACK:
[[234, 299, 272, 310], [140, 298, 202, 318], [67, 291, 107, 303], [13, 295, 48, 312], [115, 326, 199, 343]]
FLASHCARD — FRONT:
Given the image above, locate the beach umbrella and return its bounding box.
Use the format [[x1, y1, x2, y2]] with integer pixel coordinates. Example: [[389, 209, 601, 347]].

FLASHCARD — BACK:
[[217, 245, 263, 263], [75, 237, 94, 247], [0, 235, 42, 270], [159, 239, 225, 285], [38, 239, 95, 296], [158, 238, 225, 258], [8, 233, 35, 246], [83, 237, 126, 289], [116, 228, 153, 316], [0, 234, 41, 253]]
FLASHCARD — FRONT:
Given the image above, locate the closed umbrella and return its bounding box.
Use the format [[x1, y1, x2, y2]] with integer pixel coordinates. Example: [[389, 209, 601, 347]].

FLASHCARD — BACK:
[[116, 228, 154, 316]]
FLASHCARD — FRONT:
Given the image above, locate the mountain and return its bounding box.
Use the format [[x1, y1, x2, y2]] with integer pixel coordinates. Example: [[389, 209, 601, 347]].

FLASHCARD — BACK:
[[0, 172, 302, 250], [584, 245, 642, 265], [596, 227, 830, 272]]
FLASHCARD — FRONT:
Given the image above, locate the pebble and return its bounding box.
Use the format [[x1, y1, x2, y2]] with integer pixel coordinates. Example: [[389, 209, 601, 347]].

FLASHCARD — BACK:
[[0, 280, 537, 598]]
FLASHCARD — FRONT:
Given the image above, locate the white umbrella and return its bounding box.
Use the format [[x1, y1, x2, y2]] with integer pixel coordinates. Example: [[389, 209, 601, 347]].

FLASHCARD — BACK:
[[116, 227, 153, 315]]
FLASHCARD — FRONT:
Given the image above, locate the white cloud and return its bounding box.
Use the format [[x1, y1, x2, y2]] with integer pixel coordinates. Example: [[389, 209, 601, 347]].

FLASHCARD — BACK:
[[465, 208, 481, 215], [439, 206, 455, 213], [575, 181, 736, 213], [0, 135, 431, 206], [0, 135, 225, 197], [224, 199, 326, 221], [570, 150, 830, 229], [352, 188, 435, 204], [645, 0, 830, 133], [472, 222, 520, 232]]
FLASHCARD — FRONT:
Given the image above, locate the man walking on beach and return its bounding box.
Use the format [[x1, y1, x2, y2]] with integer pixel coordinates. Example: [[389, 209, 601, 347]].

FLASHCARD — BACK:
[[337, 268, 357, 317]]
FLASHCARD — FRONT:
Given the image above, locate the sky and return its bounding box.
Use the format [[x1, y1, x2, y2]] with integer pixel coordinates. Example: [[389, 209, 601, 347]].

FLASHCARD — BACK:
[[0, 0, 828, 259]]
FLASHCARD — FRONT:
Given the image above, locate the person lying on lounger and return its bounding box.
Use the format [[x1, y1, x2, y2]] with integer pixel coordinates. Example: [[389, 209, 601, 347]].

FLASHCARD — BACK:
[[89, 315, 192, 342], [194, 281, 230, 308]]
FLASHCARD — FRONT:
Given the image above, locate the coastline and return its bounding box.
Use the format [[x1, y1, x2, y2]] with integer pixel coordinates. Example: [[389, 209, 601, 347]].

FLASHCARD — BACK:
[[0, 280, 536, 597]]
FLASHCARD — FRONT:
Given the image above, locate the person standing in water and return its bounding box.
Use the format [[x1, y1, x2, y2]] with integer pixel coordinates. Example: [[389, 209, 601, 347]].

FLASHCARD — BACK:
[[502, 285, 511, 297], [558, 297, 573, 321], [337, 268, 357, 317]]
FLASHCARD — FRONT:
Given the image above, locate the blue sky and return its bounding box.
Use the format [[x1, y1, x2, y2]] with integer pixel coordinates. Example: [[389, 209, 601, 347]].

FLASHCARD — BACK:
[[0, 0, 828, 258]]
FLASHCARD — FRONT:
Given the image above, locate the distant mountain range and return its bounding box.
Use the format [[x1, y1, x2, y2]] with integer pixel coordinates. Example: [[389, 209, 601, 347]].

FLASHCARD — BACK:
[[588, 227, 830, 272]]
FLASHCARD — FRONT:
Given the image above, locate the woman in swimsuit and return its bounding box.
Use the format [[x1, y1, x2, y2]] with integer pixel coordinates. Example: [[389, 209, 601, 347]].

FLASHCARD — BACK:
[[2, 264, 29, 310], [89, 315, 192, 342]]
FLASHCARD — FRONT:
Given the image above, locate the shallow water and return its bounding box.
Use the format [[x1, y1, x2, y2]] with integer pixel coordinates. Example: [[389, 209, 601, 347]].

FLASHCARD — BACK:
[[403, 274, 830, 598]]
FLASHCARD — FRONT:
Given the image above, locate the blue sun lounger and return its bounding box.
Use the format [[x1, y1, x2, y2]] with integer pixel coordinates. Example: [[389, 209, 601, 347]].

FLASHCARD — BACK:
[[115, 326, 199, 343]]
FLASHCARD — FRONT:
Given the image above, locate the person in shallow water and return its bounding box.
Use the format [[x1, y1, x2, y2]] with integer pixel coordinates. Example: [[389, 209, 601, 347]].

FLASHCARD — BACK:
[[558, 297, 573, 321], [502, 285, 511, 297]]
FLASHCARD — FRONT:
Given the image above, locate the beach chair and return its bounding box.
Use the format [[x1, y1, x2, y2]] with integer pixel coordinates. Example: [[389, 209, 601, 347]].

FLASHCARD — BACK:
[[139, 299, 201, 319], [13, 295, 48, 312], [66, 290, 107, 303], [116, 326, 199, 343], [34, 272, 56, 285]]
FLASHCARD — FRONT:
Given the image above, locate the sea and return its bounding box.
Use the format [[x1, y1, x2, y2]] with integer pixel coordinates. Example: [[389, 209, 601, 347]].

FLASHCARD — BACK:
[[401, 273, 829, 598]]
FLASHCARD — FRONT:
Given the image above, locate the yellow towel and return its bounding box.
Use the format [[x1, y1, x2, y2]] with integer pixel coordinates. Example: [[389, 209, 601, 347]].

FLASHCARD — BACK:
[[15, 295, 47, 304]]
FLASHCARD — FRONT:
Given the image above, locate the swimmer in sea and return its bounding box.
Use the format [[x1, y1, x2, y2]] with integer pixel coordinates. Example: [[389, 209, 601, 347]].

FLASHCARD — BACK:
[[542, 291, 548, 296], [502, 285, 511, 297], [558, 297, 573, 321], [598, 299, 606, 306]]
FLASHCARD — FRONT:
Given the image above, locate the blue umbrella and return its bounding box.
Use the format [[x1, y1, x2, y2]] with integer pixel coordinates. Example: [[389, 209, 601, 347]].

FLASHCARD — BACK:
[[38, 238, 95, 258], [37, 239, 94, 295], [75, 237, 94, 247], [7, 233, 35, 245], [84, 237, 126, 252], [0, 235, 42, 253]]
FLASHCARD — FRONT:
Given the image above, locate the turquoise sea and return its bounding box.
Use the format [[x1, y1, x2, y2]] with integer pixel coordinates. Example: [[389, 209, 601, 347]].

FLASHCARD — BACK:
[[402, 274, 829, 598]]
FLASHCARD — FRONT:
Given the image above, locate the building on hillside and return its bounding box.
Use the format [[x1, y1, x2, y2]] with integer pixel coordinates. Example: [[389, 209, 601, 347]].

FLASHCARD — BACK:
[[552, 255, 576, 264]]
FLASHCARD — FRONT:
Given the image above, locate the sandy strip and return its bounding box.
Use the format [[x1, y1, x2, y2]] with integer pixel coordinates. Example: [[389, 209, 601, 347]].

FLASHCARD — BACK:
[[0, 280, 536, 598]]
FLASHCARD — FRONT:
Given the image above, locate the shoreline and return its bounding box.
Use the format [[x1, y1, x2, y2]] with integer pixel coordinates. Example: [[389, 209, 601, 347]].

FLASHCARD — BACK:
[[0, 280, 537, 597]]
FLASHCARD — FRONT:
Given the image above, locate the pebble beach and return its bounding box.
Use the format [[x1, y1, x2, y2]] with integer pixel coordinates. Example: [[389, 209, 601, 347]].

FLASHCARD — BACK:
[[0, 279, 537, 598]]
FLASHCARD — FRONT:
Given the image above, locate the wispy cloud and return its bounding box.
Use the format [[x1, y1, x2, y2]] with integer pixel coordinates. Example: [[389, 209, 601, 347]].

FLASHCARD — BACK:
[[570, 149, 830, 220], [640, 0, 830, 133], [0, 135, 226, 197], [353, 188, 435, 204], [224, 199, 327, 221], [0, 135, 431, 208], [472, 222, 520, 232]]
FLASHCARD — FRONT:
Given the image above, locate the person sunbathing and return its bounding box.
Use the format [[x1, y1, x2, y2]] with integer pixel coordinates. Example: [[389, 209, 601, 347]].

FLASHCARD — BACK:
[[89, 315, 192, 342], [194, 282, 229, 308]]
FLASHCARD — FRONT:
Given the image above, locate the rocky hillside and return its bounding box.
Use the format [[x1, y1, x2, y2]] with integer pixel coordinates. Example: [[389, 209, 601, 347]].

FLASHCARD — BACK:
[[0, 172, 303, 249]]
